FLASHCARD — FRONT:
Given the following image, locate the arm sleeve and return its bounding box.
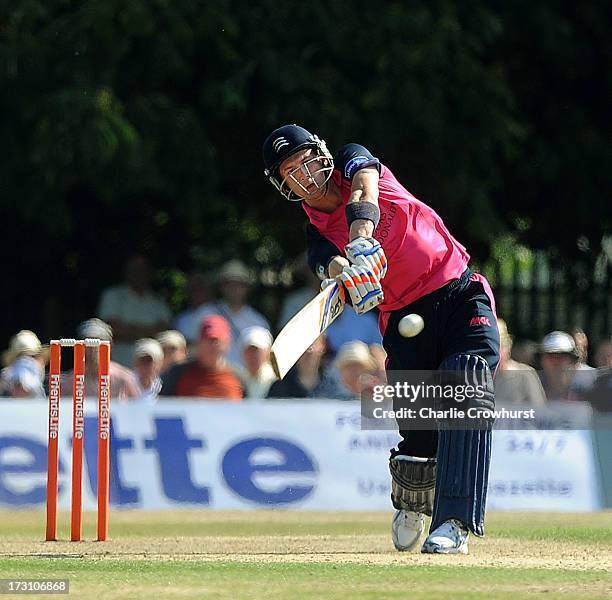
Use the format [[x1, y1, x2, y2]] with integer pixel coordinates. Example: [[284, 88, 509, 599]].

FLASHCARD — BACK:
[[306, 223, 343, 279], [334, 143, 381, 181]]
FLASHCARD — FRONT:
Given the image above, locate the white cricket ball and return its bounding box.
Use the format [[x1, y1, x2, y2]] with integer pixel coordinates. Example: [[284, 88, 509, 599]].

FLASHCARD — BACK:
[[398, 313, 424, 338]]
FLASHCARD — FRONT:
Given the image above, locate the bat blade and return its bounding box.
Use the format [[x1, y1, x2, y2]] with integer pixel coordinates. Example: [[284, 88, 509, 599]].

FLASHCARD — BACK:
[[270, 282, 345, 379]]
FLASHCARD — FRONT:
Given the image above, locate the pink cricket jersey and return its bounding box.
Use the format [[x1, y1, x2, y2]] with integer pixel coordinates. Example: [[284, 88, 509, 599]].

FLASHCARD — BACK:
[[303, 166, 470, 319]]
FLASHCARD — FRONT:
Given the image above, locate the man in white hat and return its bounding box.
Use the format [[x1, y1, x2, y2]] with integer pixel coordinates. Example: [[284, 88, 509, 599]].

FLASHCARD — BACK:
[[538, 330, 596, 400], [195, 260, 270, 366], [133, 338, 164, 402], [235, 326, 277, 398]]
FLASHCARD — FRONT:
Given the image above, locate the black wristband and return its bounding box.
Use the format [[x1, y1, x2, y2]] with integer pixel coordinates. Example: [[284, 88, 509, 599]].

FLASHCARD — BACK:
[[345, 202, 380, 229]]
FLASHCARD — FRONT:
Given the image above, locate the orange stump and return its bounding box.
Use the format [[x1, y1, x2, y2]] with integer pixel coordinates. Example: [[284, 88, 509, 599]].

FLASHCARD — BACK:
[[97, 342, 111, 541], [71, 341, 86, 541], [45, 338, 111, 542], [45, 342, 62, 541]]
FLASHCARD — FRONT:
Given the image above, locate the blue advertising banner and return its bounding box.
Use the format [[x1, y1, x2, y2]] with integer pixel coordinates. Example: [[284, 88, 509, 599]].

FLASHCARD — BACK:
[[0, 399, 601, 511]]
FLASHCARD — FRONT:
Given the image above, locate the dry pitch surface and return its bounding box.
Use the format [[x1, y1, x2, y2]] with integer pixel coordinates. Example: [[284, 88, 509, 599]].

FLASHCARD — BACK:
[[1, 510, 611, 599]]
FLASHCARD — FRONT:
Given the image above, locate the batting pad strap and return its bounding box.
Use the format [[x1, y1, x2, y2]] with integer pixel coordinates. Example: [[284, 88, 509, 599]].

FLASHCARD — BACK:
[[345, 202, 380, 229], [389, 455, 436, 516]]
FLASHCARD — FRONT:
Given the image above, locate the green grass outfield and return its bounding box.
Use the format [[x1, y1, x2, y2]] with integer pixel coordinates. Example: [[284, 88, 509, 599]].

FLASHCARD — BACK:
[[1, 510, 611, 599]]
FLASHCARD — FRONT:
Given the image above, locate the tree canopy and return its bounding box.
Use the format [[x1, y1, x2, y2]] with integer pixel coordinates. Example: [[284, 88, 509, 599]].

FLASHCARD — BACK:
[[0, 1, 609, 341]]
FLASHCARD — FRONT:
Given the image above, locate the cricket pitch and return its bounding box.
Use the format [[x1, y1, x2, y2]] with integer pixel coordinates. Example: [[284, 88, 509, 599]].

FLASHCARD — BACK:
[[1, 510, 611, 599]]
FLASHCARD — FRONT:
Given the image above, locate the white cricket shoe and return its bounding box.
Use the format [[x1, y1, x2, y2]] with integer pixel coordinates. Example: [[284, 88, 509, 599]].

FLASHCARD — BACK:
[[421, 519, 469, 554], [391, 509, 424, 551]]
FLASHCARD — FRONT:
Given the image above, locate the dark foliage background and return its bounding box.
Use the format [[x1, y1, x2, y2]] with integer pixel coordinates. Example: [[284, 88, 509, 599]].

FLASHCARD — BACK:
[[0, 1, 609, 344]]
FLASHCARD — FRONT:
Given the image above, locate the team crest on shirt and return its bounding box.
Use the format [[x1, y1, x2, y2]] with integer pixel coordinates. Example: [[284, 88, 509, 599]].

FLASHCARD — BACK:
[[344, 155, 369, 179]]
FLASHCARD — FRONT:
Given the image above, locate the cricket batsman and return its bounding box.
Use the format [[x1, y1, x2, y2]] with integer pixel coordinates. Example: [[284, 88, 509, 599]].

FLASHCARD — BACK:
[[263, 124, 500, 554]]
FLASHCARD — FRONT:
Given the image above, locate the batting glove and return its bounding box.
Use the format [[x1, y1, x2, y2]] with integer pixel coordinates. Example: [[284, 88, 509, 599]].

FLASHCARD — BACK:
[[345, 237, 388, 279], [338, 265, 384, 315]]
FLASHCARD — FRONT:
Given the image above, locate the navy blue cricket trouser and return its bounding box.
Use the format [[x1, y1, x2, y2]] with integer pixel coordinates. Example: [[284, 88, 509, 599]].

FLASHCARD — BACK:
[[382, 268, 500, 535]]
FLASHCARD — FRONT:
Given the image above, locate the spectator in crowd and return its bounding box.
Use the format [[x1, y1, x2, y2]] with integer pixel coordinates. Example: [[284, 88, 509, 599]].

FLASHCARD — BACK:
[[594, 338, 612, 368], [156, 330, 188, 372], [1, 330, 48, 397], [196, 260, 270, 366], [587, 336, 612, 411], [333, 341, 382, 398], [161, 315, 243, 400], [276, 254, 320, 330], [63, 319, 140, 400], [133, 338, 164, 402], [235, 326, 277, 398], [511, 338, 539, 368], [97, 254, 171, 366], [173, 272, 214, 346], [0, 355, 46, 398], [2, 329, 48, 370], [494, 319, 547, 405], [538, 330, 596, 401], [267, 335, 349, 399], [570, 327, 594, 369]]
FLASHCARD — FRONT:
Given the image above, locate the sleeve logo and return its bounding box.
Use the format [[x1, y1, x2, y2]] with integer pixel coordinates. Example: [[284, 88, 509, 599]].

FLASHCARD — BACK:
[[344, 155, 369, 179]]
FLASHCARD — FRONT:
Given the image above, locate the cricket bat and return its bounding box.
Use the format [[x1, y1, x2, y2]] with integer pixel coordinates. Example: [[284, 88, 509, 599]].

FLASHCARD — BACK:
[[270, 281, 346, 379]]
